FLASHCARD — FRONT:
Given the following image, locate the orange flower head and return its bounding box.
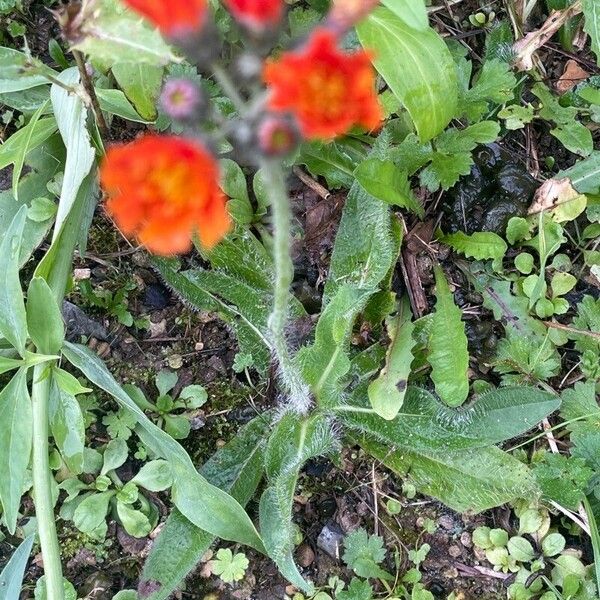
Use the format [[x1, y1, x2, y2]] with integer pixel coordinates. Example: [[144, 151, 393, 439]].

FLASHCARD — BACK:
[[263, 28, 383, 140], [100, 135, 231, 255], [224, 0, 284, 31], [123, 0, 207, 36]]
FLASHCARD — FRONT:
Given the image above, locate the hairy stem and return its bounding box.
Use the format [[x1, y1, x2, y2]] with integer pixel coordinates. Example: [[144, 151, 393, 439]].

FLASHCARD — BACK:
[[31, 363, 64, 600], [260, 159, 310, 410]]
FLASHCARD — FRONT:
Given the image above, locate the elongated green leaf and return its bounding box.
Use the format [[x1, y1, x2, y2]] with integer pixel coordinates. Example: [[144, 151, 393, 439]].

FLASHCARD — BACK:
[[112, 63, 163, 121], [583, 0, 600, 66], [368, 297, 415, 420], [297, 286, 372, 408], [0, 207, 28, 356], [11, 102, 49, 200], [0, 534, 35, 600], [354, 159, 424, 217], [357, 7, 458, 142], [96, 88, 150, 123], [50, 68, 96, 239], [27, 277, 65, 355], [359, 434, 537, 513], [142, 415, 270, 600], [381, 0, 428, 30], [428, 267, 469, 407], [0, 370, 32, 533], [559, 152, 600, 194], [260, 414, 335, 593], [325, 182, 400, 301], [438, 231, 507, 261], [0, 117, 58, 172], [0, 356, 24, 376], [0, 47, 56, 93], [62, 342, 264, 552], [342, 386, 559, 452], [49, 379, 85, 474]]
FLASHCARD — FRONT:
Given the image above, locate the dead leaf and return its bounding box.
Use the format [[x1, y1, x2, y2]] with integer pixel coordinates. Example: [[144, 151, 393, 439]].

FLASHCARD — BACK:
[[529, 178, 588, 222], [556, 59, 590, 94]]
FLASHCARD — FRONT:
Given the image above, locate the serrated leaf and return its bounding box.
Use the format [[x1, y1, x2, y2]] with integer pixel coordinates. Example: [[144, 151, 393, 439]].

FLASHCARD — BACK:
[[428, 267, 469, 407], [62, 342, 264, 552], [368, 297, 415, 420], [357, 7, 458, 142], [439, 230, 507, 261], [141, 415, 269, 600], [0, 370, 32, 533]]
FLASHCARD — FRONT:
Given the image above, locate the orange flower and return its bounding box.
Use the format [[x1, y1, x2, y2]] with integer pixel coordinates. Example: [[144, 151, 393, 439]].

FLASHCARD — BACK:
[[100, 135, 231, 255], [263, 28, 383, 140], [224, 0, 284, 31], [123, 0, 207, 36]]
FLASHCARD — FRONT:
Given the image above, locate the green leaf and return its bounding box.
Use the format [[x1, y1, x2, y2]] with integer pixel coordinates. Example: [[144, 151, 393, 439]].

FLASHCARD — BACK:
[[132, 460, 173, 492], [112, 63, 164, 121], [141, 415, 269, 600], [260, 414, 335, 593], [0, 47, 56, 93], [50, 68, 96, 238], [0, 370, 31, 534], [155, 369, 177, 396], [583, 0, 600, 66], [354, 158, 424, 217], [297, 286, 372, 408], [62, 342, 264, 552], [49, 378, 85, 474], [117, 501, 152, 537], [0, 206, 28, 355], [357, 7, 458, 142], [439, 230, 507, 261], [337, 578, 374, 600], [428, 267, 469, 407], [0, 535, 35, 600], [74, 490, 114, 536], [52, 367, 92, 396], [96, 88, 151, 123], [0, 117, 57, 172], [380, 0, 428, 30], [211, 549, 249, 583], [507, 537, 535, 562], [11, 100, 49, 200], [72, 0, 176, 66], [0, 356, 25, 376], [101, 438, 128, 475], [342, 528, 393, 581], [368, 297, 415, 420], [26, 277, 64, 355], [359, 434, 537, 513], [559, 152, 600, 194], [325, 182, 401, 301]]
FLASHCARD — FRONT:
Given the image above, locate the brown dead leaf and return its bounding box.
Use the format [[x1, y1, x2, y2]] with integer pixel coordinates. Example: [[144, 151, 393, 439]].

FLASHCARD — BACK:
[[529, 178, 587, 222], [556, 59, 590, 94]]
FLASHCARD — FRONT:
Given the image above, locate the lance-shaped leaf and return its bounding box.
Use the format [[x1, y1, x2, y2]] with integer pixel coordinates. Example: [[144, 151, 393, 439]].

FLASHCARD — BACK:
[[141, 415, 270, 600], [0, 207, 28, 356], [27, 277, 65, 355], [428, 267, 469, 407], [62, 342, 264, 552], [260, 414, 336, 594], [368, 297, 415, 420], [0, 534, 35, 600], [0, 369, 32, 533]]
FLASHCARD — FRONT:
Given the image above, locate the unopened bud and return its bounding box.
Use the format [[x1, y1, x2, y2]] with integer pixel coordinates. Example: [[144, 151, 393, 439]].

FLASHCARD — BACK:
[[257, 114, 299, 157], [326, 0, 380, 34], [224, 0, 284, 34], [160, 79, 205, 121]]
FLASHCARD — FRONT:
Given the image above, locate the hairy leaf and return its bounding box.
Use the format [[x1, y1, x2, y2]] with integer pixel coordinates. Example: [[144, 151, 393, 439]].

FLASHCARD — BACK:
[[583, 0, 600, 66], [428, 267, 469, 407], [438, 231, 507, 261], [141, 415, 269, 600], [26, 277, 64, 355]]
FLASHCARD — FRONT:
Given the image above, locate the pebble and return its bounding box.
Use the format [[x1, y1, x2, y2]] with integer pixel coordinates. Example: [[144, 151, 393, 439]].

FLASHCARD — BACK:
[[296, 543, 315, 567], [439, 514, 454, 530], [460, 532, 472, 547], [317, 523, 344, 559], [448, 545, 462, 558]]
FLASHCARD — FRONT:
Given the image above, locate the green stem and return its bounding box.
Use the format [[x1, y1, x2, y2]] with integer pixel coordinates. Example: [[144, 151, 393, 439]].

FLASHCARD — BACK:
[[31, 363, 64, 600], [260, 158, 310, 410], [211, 63, 248, 116]]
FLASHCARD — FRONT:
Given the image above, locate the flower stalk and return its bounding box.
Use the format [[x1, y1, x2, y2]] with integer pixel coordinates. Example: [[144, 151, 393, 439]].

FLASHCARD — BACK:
[[260, 158, 310, 411], [31, 363, 64, 600]]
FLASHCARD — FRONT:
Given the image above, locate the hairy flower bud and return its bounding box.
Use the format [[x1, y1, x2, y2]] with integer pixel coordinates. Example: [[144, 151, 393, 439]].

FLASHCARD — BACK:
[[326, 0, 380, 32], [257, 114, 299, 157], [160, 79, 205, 121], [224, 0, 284, 33]]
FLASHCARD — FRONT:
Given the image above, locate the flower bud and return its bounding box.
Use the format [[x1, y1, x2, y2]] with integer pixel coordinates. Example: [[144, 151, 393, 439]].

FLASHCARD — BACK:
[[326, 0, 380, 34], [224, 0, 284, 34], [257, 114, 299, 157], [160, 79, 205, 121]]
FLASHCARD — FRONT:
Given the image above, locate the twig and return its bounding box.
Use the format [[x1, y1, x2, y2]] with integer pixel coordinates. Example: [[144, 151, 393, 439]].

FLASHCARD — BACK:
[[73, 49, 109, 139], [372, 463, 379, 537], [292, 166, 330, 200], [543, 321, 600, 341]]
